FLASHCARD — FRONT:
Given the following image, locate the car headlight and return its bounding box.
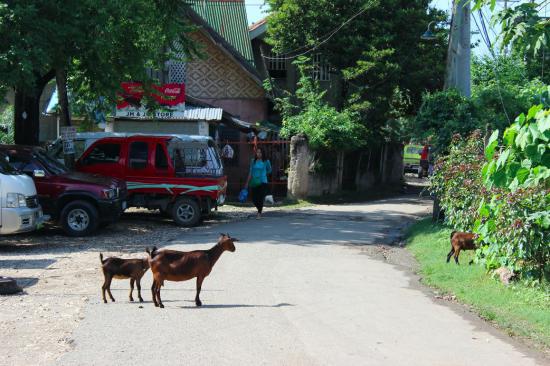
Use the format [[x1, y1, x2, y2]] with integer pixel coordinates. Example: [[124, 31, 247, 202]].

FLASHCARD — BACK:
[[102, 188, 116, 200], [6, 193, 27, 208]]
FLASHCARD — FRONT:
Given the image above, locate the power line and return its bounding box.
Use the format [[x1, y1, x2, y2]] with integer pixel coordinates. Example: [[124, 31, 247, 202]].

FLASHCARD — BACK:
[[260, 6, 369, 61], [473, 10, 512, 124]]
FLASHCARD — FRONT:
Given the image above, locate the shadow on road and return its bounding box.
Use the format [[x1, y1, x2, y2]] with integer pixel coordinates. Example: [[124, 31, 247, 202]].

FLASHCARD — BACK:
[[179, 302, 294, 309]]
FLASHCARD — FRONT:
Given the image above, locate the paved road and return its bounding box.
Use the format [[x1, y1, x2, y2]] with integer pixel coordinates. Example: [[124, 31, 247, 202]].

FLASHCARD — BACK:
[[58, 196, 546, 366]]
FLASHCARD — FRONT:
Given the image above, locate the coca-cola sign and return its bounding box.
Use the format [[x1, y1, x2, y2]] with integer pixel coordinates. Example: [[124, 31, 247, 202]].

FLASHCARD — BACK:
[[116, 81, 186, 119]]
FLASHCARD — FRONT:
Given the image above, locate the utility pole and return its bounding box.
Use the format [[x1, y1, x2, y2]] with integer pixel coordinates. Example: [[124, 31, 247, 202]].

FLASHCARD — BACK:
[[444, 0, 471, 97]]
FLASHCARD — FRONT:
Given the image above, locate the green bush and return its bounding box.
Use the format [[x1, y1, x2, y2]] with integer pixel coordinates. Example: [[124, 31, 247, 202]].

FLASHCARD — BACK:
[[0, 104, 14, 144], [430, 131, 487, 231], [413, 89, 480, 153], [476, 105, 550, 281], [431, 105, 550, 282]]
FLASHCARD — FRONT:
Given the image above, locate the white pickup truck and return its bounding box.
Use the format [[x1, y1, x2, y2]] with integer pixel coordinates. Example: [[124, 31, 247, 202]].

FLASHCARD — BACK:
[[0, 153, 47, 235]]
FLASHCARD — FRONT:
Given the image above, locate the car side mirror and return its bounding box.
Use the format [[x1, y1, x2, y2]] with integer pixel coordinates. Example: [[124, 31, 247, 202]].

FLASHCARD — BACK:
[[33, 169, 46, 178]]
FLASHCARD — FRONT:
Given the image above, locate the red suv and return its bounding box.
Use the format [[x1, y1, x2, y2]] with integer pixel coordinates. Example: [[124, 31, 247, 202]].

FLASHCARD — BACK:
[[0, 145, 126, 236]]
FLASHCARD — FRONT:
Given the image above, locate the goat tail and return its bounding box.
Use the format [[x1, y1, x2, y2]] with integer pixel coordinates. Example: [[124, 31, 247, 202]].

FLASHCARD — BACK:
[[450, 231, 457, 240], [99, 253, 104, 263], [146, 246, 158, 258]]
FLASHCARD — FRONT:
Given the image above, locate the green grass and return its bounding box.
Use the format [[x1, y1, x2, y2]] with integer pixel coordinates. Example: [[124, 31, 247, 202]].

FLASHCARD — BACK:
[[406, 218, 550, 352]]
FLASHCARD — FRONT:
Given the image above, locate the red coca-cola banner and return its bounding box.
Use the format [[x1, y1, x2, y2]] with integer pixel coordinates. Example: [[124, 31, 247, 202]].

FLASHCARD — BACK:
[[116, 82, 185, 110], [151, 83, 185, 106]]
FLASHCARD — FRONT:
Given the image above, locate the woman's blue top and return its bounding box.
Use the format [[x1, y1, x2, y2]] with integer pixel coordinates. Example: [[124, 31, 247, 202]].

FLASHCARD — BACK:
[[250, 159, 272, 184]]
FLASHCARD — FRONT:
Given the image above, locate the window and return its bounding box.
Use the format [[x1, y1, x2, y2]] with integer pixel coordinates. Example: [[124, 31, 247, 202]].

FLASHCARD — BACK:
[[267, 51, 287, 79], [3, 153, 41, 176], [129, 142, 148, 169], [83, 143, 121, 165], [155, 144, 168, 169], [312, 54, 331, 81]]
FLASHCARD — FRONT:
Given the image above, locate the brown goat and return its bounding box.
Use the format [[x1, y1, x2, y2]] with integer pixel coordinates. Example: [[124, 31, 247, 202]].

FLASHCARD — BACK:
[[447, 231, 477, 265], [146, 233, 237, 308], [100, 253, 150, 303]]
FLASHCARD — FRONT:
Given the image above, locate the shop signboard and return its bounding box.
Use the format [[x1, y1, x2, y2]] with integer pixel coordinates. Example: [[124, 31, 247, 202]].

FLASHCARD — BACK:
[[115, 82, 186, 119]]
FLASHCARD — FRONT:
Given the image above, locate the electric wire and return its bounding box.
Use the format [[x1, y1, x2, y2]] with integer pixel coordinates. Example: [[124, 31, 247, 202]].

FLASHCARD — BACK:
[[260, 6, 369, 60]]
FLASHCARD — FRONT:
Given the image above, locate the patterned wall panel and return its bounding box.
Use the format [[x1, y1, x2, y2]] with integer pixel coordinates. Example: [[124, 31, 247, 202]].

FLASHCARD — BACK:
[[186, 32, 264, 99]]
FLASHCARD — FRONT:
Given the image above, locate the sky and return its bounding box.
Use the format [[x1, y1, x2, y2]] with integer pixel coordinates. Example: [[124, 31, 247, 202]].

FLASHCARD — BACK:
[[243, 0, 530, 57]]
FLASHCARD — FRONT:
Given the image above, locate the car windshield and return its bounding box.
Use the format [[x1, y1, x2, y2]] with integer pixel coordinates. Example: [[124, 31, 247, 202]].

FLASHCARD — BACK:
[[34, 149, 68, 175], [0, 153, 19, 175]]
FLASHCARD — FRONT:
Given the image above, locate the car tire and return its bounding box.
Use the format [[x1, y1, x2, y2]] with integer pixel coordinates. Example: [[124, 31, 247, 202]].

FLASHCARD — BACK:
[[171, 197, 201, 227], [60, 200, 99, 237]]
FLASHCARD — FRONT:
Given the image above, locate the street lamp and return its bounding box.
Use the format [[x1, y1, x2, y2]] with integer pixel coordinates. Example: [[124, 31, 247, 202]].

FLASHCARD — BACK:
[[421, 21, 438, 41]]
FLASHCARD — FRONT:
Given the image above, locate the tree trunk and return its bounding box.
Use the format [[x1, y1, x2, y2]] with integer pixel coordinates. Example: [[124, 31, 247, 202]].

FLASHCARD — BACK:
[[13, 70, 55, 145], [56, 69, 71, 127], [14, 90, 41, 145], [56, 68, 75, 169]]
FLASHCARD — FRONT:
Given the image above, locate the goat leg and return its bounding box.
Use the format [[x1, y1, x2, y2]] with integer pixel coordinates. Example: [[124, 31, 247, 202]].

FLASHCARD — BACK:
[[454, 248, 461, 265], [105, 277, 115, 302], [129, 278, 135, 302], [151, 281, 159, 307], [101, 278, 108, 304], [446, 248, 455, 263], [156, 286, 164, 308], [136, 278, 143, 302], [195, 276, 204, 307]]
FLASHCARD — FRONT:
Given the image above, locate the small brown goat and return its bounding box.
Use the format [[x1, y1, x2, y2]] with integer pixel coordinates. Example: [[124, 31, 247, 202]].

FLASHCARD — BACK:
[[447, 231, 477, 265], [100, 253, 149, 303], [146, 233, 237, 308]]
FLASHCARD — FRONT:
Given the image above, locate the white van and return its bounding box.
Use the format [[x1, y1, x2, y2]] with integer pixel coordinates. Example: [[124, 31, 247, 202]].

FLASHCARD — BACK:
[[0, 153, 47, 235]]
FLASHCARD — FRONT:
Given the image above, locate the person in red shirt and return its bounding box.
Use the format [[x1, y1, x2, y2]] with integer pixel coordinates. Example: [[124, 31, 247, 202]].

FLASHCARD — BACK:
[[420, 144, 429, 177]]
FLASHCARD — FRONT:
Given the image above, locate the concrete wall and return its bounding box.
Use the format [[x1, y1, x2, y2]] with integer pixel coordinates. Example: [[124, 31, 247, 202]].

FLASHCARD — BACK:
[[288, 137, 404, 199]]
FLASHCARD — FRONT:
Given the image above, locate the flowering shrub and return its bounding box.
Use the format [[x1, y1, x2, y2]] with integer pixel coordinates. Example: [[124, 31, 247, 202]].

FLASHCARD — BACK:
[[429, 131, 487, 231]]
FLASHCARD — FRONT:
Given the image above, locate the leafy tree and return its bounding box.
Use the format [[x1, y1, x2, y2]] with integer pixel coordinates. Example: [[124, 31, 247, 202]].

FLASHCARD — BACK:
[[276, 57, 366, 151], [0, 0, 198, 145], [412, 89, 480, 152], [266, 0, 447, 144]]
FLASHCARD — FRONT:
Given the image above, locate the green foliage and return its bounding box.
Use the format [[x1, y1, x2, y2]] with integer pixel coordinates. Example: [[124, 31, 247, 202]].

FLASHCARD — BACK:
[[276, 57, 366, 151], [406, 219, 550, 350], [0, 105, 14, 144], [475, 106, 550, 280], [430, 110, 550, 281], [472, 1, 549, 58], [411, 56, 545, 153], [413, 89, 480, 152], [0, 1, 198, 108], [266, 0, 447, 143], [482, 105, 550, 191], [429, 131, 486, 231]]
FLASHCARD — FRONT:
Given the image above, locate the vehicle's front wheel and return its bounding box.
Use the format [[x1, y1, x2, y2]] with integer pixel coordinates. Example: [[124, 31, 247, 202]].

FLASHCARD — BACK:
[[60, 200, 99, 236], [171, 197, 200, 227]]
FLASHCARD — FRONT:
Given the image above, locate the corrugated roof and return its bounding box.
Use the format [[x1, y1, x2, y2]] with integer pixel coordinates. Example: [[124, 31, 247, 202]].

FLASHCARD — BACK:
[[188, 0, 255, 65], [181, 105, 223, 121]]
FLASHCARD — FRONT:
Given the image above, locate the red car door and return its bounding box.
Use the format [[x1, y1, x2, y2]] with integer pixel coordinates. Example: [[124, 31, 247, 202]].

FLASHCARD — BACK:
[[77, 139, 124, 179]]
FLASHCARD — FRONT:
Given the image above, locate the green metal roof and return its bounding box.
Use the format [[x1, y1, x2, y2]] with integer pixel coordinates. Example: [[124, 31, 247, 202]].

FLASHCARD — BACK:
[[188, 0, 255, 65]]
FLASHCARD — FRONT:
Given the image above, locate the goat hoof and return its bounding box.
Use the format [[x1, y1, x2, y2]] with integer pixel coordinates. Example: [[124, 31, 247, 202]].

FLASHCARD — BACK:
[[196, 300, 202, 307], [159, 304, 164, 308], [129, 298, 134, 302], [103, 300, 107, 304], [139, 298, 144, 303], [154, 303, 159, 307]]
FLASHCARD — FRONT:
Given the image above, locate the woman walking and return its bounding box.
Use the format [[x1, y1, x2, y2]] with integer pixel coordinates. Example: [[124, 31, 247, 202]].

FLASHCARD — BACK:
[[246, 148, 272, 219]]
